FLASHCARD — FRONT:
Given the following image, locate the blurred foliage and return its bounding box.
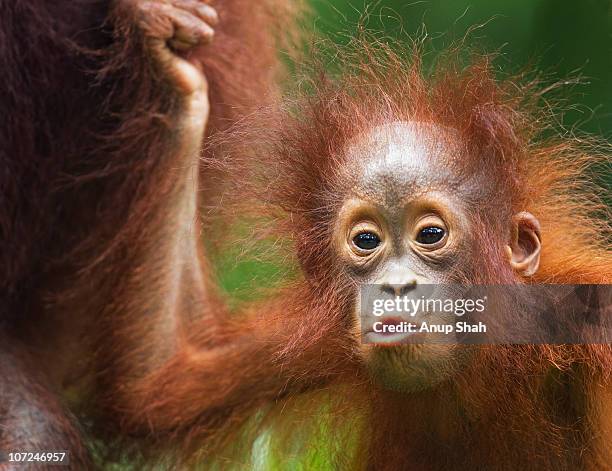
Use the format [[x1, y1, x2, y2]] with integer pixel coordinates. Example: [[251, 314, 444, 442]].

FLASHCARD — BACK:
[[310, 0, 612, 138], [215, 241, 296, 308]]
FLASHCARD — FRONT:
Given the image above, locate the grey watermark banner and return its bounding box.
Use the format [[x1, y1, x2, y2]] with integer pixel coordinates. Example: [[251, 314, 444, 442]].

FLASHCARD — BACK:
[[360, 284, 611, 344]]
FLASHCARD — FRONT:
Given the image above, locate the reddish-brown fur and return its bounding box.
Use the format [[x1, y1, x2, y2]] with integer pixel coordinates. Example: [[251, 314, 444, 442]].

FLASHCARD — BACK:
[[0, 0, 300, 467], [1, 2, 610, 470]]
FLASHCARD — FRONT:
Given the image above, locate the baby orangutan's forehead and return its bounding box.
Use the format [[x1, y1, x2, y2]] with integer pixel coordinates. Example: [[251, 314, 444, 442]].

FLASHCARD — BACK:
[[343, 121, 463, 206]]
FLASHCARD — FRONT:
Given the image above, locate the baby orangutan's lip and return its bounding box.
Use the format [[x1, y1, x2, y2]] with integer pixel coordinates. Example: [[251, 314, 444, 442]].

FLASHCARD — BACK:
[[376, 316, 404, 331]]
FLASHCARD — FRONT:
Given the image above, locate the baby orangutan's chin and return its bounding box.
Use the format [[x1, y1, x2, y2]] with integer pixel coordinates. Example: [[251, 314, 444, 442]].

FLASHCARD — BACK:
[[363, 344, 470, 393]]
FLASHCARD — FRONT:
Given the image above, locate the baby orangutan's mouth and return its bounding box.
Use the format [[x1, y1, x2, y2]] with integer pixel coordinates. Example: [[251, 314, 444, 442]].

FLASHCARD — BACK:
[[364, 316, 419, 345]]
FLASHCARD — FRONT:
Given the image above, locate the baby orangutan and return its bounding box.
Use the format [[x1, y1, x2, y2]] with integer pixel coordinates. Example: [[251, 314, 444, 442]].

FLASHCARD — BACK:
[[191, 41, 611, 470]]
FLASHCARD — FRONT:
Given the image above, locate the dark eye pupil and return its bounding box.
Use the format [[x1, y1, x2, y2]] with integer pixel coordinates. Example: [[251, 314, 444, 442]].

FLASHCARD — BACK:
[[416, 227, 445, 244], [353, 232, 380, 250]]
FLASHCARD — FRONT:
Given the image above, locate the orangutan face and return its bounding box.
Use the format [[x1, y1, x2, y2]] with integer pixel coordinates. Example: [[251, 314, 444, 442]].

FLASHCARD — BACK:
[[333, 121, 541, 392]]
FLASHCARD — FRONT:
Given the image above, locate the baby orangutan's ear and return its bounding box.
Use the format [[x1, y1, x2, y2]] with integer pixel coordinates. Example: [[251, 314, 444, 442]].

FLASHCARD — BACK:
[[506, 211, 541, 277]]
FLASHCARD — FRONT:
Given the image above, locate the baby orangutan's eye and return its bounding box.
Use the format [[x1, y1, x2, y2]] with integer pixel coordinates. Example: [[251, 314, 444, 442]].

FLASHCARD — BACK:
[[353, 232, 381, 251], [416, 226, 445, 245]]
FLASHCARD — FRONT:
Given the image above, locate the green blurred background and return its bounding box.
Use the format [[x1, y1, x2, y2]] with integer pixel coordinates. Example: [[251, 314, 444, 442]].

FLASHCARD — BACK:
[[310, 0, 612, 136], [218, 0, 612, 299]]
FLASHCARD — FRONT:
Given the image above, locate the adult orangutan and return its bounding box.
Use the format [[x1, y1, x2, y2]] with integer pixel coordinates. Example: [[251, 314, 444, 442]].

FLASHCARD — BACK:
[[0, 0, 299, 468], [1, 1, 611, 470]]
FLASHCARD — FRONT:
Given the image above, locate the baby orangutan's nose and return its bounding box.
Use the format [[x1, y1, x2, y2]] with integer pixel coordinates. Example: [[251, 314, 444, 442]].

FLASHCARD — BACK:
[[380, 279, 417, 297]]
